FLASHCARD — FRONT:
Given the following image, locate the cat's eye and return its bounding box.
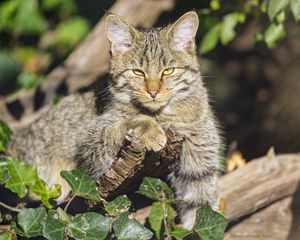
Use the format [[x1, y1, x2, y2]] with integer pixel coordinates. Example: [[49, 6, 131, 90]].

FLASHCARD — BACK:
[[132, 69, 145, 76], [162, 68, 175, 75]]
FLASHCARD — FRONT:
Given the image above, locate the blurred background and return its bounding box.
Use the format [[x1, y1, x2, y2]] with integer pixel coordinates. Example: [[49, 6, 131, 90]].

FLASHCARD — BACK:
[[0, 0, 300, 162]]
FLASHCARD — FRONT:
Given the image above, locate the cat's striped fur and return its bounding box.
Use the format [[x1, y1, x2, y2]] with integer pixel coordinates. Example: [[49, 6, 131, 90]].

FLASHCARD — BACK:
[[7, 12, 221, 230]]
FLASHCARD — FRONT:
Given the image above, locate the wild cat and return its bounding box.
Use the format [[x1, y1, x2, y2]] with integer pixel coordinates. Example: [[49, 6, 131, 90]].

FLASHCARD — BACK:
[[7, 11, 221, 230]]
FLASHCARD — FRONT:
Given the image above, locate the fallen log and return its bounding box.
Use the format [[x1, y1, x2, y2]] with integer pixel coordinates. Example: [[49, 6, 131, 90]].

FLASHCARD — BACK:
[[0, 0, 176, 131], [219, 151, 300, 221], [225, 194, 300, 240]]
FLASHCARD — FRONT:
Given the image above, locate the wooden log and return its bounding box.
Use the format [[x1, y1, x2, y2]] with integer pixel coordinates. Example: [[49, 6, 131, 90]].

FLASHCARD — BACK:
[[0, 0, 176, 130], [225, 193, 300, 240], [219, 151, 300, 221], [98, 128, 183, 198]]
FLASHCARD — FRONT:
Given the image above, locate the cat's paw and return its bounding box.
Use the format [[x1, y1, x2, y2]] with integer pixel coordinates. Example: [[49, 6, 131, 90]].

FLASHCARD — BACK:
[[128, 116, 167, 152]]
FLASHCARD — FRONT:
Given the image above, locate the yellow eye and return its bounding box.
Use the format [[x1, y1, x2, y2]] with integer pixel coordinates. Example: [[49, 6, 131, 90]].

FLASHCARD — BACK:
[[162, 68, 175, 75], [132, 69, 145, 76]]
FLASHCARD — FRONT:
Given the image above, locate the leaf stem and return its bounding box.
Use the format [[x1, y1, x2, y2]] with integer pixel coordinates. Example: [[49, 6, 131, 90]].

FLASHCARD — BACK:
[[162, 202, 172, 240], [0, 201, 21, 212], [64, 194, 77, 212]]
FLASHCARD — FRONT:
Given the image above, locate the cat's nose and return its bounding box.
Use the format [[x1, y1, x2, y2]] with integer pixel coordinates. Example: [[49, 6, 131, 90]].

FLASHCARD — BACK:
[[147, 90, 158, 98]]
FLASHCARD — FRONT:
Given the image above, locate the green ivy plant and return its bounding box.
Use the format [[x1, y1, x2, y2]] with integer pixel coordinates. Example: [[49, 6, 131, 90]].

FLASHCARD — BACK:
[[0, 121, 228, 239], [199, 0, 300, 54]]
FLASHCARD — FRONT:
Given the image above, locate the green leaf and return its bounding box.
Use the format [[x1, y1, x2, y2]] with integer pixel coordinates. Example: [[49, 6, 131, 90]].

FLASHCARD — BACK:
[[51, 17, 90, 56], [148, 202, 163, 240], [42, 0, 77, 14], [113, 212, 153, 240], [195, 204, 228, 240], [268, 0, 289, 20], [13, 0, 48, 36], [0, 157, 9, 183], [69, 212, 112, 240], [210, 0, 220, 10], [43, 210, 68, 240], [0, 50, 20, 91], [13, 207, 46, 238], [276, 10, 286, 23], [165, 203, 177, 230], [138, 177, 174, 202], [200, 23, 222, 54], [264, 23, 285, 48], [0, 231, 17, 240], [31, 178, 61, 208], [60, 170, 99, 201], [291, 0, 300, 21], [0, 120, 12, 151], [17, 71, 44, 90], [0, 0, 19, 31], [5, 158, 38, 198], [104, 195, 132, 217], [170, 227, 191, 240], [220, 13, 245, 45]]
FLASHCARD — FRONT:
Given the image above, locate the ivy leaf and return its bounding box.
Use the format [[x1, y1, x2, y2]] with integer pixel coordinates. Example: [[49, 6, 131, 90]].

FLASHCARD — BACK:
[[60, 170, 99, 201], [220, 13, 245, 45], [148, 202, 164, 240], [195, 204, 228, 240], [113, 212, 153, 240], [0, 120, 12, 151], [170, 227, 191, 240], [0, 231, 17, 240], [43, 209, 68, 240], [69, 212, 112, 240], [12, 207, 46, 238], [200, 23, 222, 54], [264, 23, 285, 48], [5, 158, 38, 198], [138, 177, 174, 202], [0, 157, 9, 184], [31, 178, 61, 208], [268, 0, 289, 20], [104, 195, 132, 217], [290, 0, 300, 21], [165, 203, 177, 230]]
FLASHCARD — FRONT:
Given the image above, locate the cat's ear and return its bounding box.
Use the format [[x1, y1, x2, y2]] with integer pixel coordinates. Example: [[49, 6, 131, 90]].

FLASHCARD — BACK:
[[105, 13, 139, 55], [167, 11, 199, 53]]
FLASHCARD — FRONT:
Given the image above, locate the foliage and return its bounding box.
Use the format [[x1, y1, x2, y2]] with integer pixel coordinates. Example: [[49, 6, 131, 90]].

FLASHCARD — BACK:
[[199, 0, 300, 54], [0, 120, 12, 151], [0, 126, 228, 240], [60, 170, 99, 202], [0, 0, 91, 94]]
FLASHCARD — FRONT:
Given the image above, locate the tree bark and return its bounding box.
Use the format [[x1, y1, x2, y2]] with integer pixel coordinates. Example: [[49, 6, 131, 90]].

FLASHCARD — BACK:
[[0, 0, 176, 131]]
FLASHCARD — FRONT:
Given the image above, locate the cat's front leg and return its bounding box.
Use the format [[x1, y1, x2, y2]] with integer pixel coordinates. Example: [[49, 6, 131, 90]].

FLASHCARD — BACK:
[[76, 114, 167, 179], [169, 129, 221, 230]]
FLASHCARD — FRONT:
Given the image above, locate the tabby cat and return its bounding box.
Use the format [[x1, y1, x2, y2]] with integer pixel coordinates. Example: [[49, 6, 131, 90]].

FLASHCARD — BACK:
[[7, 11, 221, 230]]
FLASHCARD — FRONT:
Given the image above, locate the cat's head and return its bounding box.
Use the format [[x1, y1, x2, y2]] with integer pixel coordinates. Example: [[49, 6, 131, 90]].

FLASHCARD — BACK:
[[105, 12, 200, 112]]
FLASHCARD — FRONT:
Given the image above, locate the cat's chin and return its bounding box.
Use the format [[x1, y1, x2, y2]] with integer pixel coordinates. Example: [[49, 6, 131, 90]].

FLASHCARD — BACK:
[[141, 100, 168, 112]]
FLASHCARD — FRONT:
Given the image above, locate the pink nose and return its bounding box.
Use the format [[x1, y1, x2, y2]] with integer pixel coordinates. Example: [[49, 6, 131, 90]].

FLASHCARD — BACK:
[[147, 90, 158, 98]]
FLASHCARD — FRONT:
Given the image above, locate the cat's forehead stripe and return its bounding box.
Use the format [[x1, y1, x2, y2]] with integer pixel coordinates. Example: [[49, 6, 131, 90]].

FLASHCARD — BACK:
[[134, 28, 172, 68]]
